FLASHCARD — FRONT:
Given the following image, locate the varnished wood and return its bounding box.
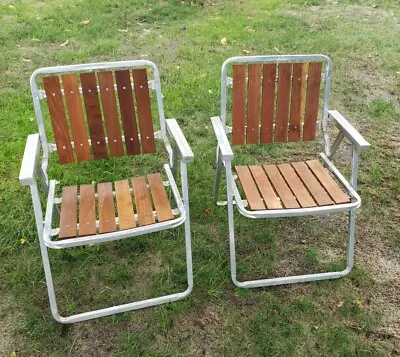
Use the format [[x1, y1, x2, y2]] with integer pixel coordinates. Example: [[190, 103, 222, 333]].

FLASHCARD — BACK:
[[78, 184, 96, 236], [291, 161, 333, 206], [59, 186, 78, 239], [232, 65, 247, 145], [115, 179, 136, 230], [132, 69, 156, 154], [260, 64, 276, 143], [278, 163, 316, 208], [303, 62, 322, 141], [42, 76, 74, 164], [147, 173, 174, 222], [246, 64, 262, 144], [115, 70, 141, 155], [275, 63, 292, 143], [248, 165, 282, 209], [97, 71, 124, 157], [80, 72, 108, 159], [235, 166, 265, 210], [132, 176, 155, 226], [61, 74, 92, 162], [97, 182, 117, 233], [306, 160, 350, 204]]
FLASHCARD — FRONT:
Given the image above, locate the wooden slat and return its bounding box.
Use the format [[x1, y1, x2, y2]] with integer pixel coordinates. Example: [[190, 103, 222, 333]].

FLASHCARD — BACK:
[[232, 65, 247, 145], [263, 165, 300, 209], [97, 182, 116, 233], [260, 64, 276, 143], [115, 70, 141, 155], [303, 62, 322, 141], [306, 160, 350, 204], [246, 64, 262, 144], [248, 165, 282, 209], [147, 173, 174, 222], [61, 74, 92, 162], [275, 63, 292, 143], [235, 166, 265, 210], [132, 69, 156, 154], [115, 180, 136, 230], [97, 71, 124, 157], [42, 76, 74, 164], [59, 186, 78, 239], [78, 184, 96, 236], [291, 161, 333, 206], [278, 163, 316, 208], [80, 73, 108, 159], [288, 63, 307, 142], [132, 176, 155, 226]]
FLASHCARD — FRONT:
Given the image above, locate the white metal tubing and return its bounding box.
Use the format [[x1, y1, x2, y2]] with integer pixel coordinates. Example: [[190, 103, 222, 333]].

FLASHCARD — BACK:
[[19, 134, 41, 186], [351, 148, 360, 191], [211, 116, 233, 160], [166, 119, 194, 162], [214, 147, 224, 204]]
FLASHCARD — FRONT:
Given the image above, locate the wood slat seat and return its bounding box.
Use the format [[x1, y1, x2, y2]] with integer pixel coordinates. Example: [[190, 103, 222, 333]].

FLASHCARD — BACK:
[[58, 173, 174, 239], [235, 160, 350, 211]]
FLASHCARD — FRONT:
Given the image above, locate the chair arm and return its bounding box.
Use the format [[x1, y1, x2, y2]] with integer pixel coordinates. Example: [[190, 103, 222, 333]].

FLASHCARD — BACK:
[[19, 133, 41, 186], [328, 110, 371, 152], [165, 119, 194, 162], [211, 116, 233, 160]]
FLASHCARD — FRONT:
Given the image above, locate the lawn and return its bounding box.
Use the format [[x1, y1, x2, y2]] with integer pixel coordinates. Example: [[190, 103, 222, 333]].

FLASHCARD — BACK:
[[1, 0, 399, 355]]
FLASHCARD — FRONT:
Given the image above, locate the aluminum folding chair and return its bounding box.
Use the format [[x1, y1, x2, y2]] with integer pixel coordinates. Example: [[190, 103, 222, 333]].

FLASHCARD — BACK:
[[19, 60, 194, 323], [211, 54, 371, 288]]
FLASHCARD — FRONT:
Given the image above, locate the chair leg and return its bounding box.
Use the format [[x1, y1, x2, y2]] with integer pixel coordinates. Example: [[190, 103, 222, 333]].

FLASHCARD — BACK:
[[228, 204, 358, 288]]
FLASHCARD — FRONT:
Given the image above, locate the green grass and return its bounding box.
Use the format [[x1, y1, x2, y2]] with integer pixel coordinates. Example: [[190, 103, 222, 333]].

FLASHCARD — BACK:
[[1, 0, 400, 355]]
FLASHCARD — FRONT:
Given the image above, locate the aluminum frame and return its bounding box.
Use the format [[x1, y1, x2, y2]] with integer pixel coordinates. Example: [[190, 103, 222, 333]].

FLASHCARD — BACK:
[[20, 60, 194, 323], [213, 54, 370, 288]]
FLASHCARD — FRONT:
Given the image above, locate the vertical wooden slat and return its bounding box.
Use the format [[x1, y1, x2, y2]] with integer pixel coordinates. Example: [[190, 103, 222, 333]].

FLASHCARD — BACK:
[[147, 173, 174, 222], [260, 64, 276, 143], [42, 76, 74, 164], [288, 63, 307, 142], [78, 184, 96, 236], [59, 186, 78, 239], [115, 70, 141, 155], [97, 182, 117, 233], [97, 71, 124, 157], [115, 179, 136, 230], [275, 63, 292, 143], [246, 64, 262, 144], [131, 177, 155, 226], [232, 65, 247, 145], [132, 69, 156, 154], [303, 62, 322, 141], [61, 74, 92, 162], [235, 166, 265, 210], [80, 73, 108, 159]]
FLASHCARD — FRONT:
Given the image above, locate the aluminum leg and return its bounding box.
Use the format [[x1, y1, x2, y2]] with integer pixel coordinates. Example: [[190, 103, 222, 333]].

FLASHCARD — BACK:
[[214, 147, 224, 204]]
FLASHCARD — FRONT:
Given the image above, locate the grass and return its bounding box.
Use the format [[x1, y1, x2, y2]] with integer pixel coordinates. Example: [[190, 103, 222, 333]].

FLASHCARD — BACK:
[[1, 0, 400, 355]]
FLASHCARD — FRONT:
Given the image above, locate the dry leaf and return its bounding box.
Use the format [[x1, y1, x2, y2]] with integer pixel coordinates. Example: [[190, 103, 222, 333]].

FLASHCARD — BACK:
[[204, 207, 212, 217], [274, 47, 280, 52], [208, 89, 213, 94], [22, 58, 32, 62], [118, 28, 128, 33], [242, 49, 250, 54], [9, 4, 15, 9], [31, 38, 40, 42], [220, 37, 227, 45], [81, 19, 90, 25], [355, 299, 364, 310], [199, 73, 206, 78], [59, 40, 69, 47], [336, 301, 344, 308], [20, 238, 26, 245]]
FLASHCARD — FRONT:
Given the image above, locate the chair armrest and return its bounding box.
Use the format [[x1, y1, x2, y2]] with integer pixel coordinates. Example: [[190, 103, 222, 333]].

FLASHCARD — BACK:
[[19, 133, 41, 186], [211, 116, 233, 160], [328, 110, 371, 152], [165, 119, 194, 162]]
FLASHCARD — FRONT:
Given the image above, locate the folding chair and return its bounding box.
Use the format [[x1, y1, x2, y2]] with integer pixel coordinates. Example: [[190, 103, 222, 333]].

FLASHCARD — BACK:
[[211, 55, 371, 288], [19, 60, 194, 323]]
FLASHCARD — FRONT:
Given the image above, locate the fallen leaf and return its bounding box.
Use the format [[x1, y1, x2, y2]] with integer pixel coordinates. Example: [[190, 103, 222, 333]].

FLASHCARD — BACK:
[[81, 19, 90, 25], [9, 4, 15, 10], [22, 58, 32, 62], [176, 65, 181, 69], [199, 73, 206, 78], [336, 301, 344, 308], [204, 207, 212, 217], [300, 239, 307, 244], [274, 47, 280, 52], [20, 238, 26, 245], [220, 37, 227, 45], [31, 38, 40, 42], [355, 299, 364, 311], [242, 49, 250, 54], [118, 28, 128, 33], [208, 89, 213, 94], [59, 39, 69, 47]]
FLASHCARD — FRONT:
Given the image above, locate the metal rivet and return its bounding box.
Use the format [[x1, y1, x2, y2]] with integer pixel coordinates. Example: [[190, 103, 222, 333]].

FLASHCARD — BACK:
[[130, 138, 133, 141], [146, 136, 149, 139], [123, 86, 126, 90], [70, 90, 74, 94], [52, 93, 56, 96], [88, 89, 92, 93], [106, 87, 109, 91], [62, 146, 66, 149], [97, 141, 100, 145], [80, 143, 83, 146], [113, 139, 117, 142], [140, 85, 143, 88]]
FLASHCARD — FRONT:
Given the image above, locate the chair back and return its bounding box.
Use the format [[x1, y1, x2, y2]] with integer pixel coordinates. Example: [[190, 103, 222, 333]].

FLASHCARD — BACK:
[[220, 55, 332, 146], [30, 61, 166, 164]]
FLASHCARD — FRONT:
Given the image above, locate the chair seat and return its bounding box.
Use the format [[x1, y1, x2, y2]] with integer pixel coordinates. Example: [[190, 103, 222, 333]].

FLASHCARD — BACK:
[[235, 159, 350, 211], [59, 173, 174, 239]]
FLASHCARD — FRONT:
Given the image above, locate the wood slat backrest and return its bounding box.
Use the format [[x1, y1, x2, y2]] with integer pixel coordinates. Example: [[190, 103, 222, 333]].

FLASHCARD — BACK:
[[42, 67, 157, 164], [230, 60, 324, 145]]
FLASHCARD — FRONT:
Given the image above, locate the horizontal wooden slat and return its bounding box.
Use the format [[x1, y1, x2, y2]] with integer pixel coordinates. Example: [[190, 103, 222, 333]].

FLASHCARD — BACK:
[[78, 184, 96, 236], [59, 186, 78, 239], [236, 166, 265, 210], [97, 182, 117, 233], [306, 160, 350, 204], [147, 173, 174, 222]]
